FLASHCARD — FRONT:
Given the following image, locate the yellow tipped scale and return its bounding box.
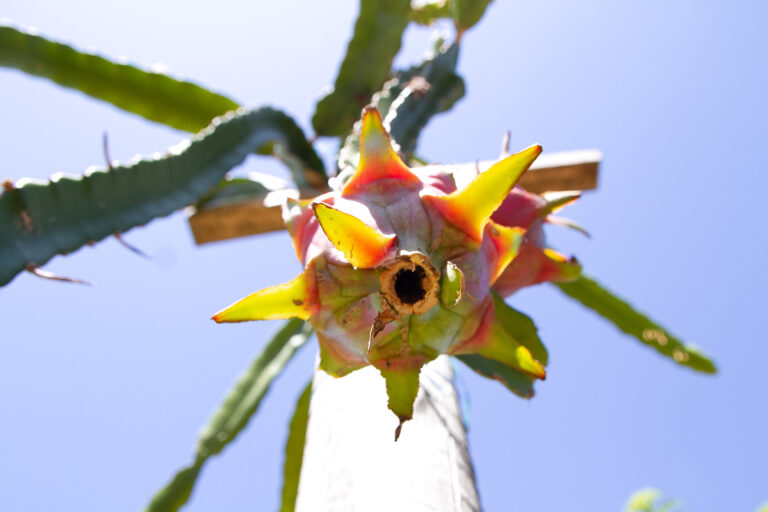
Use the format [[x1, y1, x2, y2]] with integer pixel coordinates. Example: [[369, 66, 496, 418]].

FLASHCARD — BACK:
[[543, 248, 583, 281], [454, 304, 547, 380], [477, 319, 547, 379], [536, 191, 582, 219], [379, 365, 422, 440], [212, 273, 313, 322], [486, 221, 525, 284], [312, 202, 396, 268], [341, 106, 421, 196], [426, 144, 542, 242]]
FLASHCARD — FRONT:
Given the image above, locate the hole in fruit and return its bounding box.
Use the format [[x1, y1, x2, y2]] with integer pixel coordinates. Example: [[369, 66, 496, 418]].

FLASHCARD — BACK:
[[379, 253, 439, 316], [394, 266, 426, 304]]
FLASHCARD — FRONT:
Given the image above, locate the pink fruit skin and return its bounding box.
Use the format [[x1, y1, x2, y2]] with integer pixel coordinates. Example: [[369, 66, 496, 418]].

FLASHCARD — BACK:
[[492, 188, 579, 296]]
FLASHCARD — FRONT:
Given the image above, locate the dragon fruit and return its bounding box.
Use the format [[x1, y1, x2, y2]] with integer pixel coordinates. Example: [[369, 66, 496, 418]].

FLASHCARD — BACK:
[[214, 106, 581, 435]]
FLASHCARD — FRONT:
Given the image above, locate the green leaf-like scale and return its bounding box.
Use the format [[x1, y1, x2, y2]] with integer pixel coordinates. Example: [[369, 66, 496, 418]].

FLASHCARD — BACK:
[[0, 107, 323, 287]]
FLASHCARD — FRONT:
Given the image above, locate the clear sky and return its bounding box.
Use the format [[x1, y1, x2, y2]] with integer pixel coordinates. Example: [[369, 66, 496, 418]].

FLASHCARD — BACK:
[[1, 1, 766, 511]]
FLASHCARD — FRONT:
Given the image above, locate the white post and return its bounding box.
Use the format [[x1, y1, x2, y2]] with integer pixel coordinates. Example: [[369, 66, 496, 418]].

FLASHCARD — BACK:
[[295, 356, 481, 512]]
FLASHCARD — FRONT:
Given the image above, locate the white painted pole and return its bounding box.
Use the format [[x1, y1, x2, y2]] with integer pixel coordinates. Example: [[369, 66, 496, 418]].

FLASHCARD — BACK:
[[295, 356, 481, 512]]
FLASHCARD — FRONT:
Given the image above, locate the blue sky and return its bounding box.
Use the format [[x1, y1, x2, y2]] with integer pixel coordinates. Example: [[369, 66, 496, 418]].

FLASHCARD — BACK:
[[1, 1, 766, 511]]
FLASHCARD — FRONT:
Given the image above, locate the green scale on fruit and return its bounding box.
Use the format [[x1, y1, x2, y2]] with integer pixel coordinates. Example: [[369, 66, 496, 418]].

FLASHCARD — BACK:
[[214, 106, 582, 437]]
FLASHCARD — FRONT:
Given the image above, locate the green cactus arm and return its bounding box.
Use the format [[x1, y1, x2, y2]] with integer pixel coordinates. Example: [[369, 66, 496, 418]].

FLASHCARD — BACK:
[[338, 41, 465, 173], [311, 0, 412, 136], [311, 0, 484, 137], [0, 23, 327, 188], [141, 464, 204, 512], [144, 319, 313, 512], [384, 43, 464, 159], [0, 23, 238, 133], [0, 107, 323, 287], [554, 275, 717, 374], [279, 380, 312, 512]]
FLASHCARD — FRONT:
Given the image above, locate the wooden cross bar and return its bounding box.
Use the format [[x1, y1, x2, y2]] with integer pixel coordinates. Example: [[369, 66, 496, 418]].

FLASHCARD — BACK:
[[187, 149, 601, 245]]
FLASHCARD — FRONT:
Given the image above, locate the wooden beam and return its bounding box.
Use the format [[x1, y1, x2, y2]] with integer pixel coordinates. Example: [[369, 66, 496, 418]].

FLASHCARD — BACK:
[[186, 199, 286, 245], [510, 148, 600, 192], [187, 149, 601, 245]]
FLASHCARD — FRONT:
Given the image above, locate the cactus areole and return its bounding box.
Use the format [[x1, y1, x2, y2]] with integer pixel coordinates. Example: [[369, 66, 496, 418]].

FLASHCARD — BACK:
[[214, 106, 582, 438]]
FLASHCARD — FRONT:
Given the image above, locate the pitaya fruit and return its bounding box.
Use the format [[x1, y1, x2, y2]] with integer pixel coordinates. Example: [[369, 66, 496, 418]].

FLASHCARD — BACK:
[[214, 106, 581, 436]]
